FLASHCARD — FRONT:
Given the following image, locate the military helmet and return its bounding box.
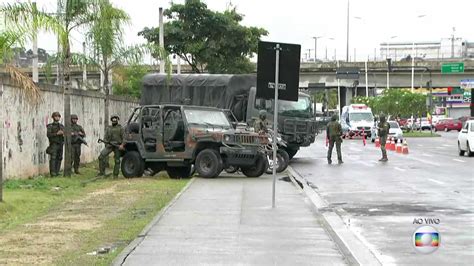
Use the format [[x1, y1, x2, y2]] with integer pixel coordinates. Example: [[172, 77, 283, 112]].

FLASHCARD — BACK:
[[70, 114, 78, 120], [51, 111, 61, 118], [259, 110, 267, 119], [110, 114, 120, 121]]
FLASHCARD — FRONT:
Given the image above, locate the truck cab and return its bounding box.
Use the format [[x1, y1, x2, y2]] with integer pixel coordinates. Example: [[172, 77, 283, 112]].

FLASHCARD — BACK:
[[122, 105, 268, 179], [246, 87, 317, 159]]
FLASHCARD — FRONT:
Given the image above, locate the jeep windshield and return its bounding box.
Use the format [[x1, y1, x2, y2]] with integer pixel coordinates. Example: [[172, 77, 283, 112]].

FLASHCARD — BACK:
[[184, 109, 231, 129], [278, 95, 312, 118]]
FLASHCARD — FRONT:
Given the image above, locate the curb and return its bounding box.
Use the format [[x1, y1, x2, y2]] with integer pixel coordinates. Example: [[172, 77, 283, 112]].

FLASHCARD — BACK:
[[112, 177, 196, 266], [287, 166, 382, 266]]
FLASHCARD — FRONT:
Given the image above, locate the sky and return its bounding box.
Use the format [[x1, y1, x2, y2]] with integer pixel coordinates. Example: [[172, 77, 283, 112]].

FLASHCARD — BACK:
[[3, 0, 474, 61]]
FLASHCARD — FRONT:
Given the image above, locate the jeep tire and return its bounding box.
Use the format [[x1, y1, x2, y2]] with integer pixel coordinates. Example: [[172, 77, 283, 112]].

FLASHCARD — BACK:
[[121, 151, 145, 178], [195, 149, 223, 178], [242, 154, 267, 178], [167, 166, 192, 179]]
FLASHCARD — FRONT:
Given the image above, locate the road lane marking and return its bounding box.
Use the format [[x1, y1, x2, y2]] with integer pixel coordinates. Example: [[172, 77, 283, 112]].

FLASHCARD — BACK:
[[422, 153, 433, 157], [356, 161, 375, 167], [409, 157, 438, 166], [394, 167, 406, 172], [428, 178, 445, 185], [417, 144, 423, 147], [443, 144, 454, 147], [453, 159, 466, 163]]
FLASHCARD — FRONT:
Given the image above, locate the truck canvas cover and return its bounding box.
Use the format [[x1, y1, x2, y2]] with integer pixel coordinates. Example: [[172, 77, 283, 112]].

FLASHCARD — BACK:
[[141, 74, 256, 121]]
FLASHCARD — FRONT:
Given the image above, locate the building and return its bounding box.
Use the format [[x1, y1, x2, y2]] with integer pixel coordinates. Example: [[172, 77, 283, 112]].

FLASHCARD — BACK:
[[380, 38, 474, 61]]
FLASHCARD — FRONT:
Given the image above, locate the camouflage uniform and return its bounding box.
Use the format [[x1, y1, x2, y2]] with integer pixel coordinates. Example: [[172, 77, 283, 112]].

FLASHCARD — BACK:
[[46, 112, 64, 176], [378, 114, 390, 161], [98, 116, 124, 177], [254, 110, 268, 133], [71, 115, 86, 174], [326, 115, 343, 164]]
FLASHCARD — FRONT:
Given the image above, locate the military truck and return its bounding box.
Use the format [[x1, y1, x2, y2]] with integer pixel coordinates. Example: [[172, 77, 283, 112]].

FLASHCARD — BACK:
[[120, 104, 268, 178], [141, 74, 317, 159]]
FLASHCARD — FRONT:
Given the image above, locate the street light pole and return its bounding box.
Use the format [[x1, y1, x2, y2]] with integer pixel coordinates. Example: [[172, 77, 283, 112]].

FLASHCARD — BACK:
[[346, 0, 350, 62], [386, 36, 397, 90], [313, 36, 322, 62]]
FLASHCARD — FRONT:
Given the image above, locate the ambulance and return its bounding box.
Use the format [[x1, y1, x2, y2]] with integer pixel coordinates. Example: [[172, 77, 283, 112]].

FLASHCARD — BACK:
[[340, 104, 374, 137]]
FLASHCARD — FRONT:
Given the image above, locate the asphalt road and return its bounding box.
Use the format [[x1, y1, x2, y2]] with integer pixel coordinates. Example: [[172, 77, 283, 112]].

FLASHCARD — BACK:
[[290, 131, 473, 265]]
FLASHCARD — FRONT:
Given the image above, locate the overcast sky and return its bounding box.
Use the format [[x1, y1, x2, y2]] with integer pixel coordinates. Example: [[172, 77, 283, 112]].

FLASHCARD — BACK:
[[4, 0, 474, 61]]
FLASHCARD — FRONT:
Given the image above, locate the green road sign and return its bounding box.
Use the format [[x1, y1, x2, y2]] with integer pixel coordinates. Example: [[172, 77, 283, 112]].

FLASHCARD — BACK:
[[441, 62, 464, 73]]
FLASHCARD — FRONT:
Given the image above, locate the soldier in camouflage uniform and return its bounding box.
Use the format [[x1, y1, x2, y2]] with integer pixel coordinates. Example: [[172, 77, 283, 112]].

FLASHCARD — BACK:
[[98, 115, 125, 178], [378, 114, 390, 162], [46, 112, 64, 177], [70, 114, 86, 174], [254, 110, 269, 134], [326, 114, 343, 164]]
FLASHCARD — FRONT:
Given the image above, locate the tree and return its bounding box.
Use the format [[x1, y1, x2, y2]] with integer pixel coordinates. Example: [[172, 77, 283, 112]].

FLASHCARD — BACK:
[[352, 89, 428, 118], [112, 64, 149, 98], [138, 0, 267, 73], [2, 0, 104, 177], [0, 28, 43, 201]]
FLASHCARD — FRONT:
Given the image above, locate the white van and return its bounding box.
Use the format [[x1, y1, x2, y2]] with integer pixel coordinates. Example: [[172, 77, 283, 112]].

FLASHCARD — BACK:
[[341, 104, 374, 137]]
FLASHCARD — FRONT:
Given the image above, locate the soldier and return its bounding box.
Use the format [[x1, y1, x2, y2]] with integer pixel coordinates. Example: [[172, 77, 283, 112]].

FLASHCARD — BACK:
[[254, 110, 269, 134], [98, 115, 125, 178], [378, 114, 390, 162], [46, 112, 64, 177], [326, 114, 343, 164], [70, 114, 86, 174]]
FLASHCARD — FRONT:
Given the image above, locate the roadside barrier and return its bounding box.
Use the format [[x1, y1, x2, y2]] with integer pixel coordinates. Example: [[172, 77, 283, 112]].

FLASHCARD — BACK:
[[402, 139, 409, 154], [396, 139, 402, 153]]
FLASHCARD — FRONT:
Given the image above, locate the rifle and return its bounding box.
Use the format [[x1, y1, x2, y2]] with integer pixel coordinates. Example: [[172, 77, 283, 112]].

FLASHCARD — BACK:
[[98, 139, 121, 148], [72, 135, 88, 146]]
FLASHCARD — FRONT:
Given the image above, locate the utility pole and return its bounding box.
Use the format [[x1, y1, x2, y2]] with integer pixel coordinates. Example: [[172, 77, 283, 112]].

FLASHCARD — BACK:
[[451, 27, 455, 58], [313, 36, 322, 62], [32, 2, 38, 83], [346, 0, 350, 62], [159, 7, 165, 73], [82, 42, 87, 88]]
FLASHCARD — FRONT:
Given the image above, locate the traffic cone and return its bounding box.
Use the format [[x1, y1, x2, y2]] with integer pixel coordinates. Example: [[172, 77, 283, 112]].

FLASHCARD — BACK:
[[402, 139, 409, 154], [375, 137, 380, 148], [390, 137, 396, 151], [385, 138, 390, 150], [396, 139, 402, 153]]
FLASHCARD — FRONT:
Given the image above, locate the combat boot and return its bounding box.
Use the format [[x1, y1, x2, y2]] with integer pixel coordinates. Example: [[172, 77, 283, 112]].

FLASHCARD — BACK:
[[379, 157, 388, 162], [74, 169, 81, 175], [327, 158, 332, 164], [338, 160, 344, 164]]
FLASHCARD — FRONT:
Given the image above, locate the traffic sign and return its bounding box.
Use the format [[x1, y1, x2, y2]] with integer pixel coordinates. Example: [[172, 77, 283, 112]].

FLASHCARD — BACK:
[[441, 62, 464, 74], [257, 41, 300, 101]]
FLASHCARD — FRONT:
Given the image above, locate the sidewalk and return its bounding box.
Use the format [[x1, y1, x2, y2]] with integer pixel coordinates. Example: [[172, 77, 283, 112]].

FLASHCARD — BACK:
[[116, 175, 347, 265]]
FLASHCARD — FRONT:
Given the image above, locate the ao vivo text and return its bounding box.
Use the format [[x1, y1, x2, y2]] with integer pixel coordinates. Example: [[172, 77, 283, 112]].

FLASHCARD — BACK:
[[413, 218, 441, 225]]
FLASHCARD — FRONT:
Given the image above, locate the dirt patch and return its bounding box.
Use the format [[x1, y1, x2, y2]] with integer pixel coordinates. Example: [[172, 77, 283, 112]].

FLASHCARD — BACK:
[[0, 181, 143, 265]]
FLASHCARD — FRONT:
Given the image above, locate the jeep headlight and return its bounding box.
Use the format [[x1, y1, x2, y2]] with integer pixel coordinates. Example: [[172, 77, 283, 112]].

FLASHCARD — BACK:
[[224, 135, 231, 142]]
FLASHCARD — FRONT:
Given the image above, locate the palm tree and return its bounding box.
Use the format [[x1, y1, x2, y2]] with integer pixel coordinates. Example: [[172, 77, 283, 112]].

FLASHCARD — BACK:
[[0, 28, 43, 201], [2, 0, 107, 177]]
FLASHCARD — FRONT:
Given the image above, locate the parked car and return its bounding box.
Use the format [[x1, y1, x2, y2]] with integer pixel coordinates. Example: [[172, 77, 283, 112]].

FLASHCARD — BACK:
[[434, 118, 462, 132], [404, 118, 420, 131], [420, 118, 432, 130], [371, 121, 403, 142], [457, 120, 474, 156], [458, 116, 474, 126]]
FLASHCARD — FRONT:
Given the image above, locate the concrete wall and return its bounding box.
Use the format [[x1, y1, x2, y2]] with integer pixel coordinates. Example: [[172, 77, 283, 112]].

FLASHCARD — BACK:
[[1, 81, 138, 179]]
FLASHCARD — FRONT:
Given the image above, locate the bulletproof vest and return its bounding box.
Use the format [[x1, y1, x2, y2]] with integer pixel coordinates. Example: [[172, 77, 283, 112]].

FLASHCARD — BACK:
[[106, 124, 123, 143], [327, 121, 341, 138], [47, 122, 64, 144]]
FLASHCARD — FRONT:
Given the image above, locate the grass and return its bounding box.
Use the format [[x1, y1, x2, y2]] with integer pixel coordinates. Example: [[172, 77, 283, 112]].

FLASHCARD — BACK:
[[403, 131, 441, 137], [0, 160, 189, 265]]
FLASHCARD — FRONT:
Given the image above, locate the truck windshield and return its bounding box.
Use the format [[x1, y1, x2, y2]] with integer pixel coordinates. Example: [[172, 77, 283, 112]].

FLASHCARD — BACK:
[[184, 109, 231, 128], [278, 96, 312, 118], [350, 112, 373, 122]]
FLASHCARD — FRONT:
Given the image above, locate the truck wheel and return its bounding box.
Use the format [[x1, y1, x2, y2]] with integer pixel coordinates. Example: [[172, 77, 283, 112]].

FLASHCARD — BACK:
[[121, 151, 145, 178], [286, 149, 298, 160], [167, 166, 192, 179], [242, 154, 267, 178], [195, 149, 223, 178]]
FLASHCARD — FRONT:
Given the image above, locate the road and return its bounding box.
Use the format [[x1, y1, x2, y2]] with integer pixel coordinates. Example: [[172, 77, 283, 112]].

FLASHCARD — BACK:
[[290, 131, 473, 265]]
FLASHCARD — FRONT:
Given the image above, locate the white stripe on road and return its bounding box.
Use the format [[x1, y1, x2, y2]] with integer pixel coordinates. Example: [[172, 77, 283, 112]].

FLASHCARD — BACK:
[[356, 161, 375, 167], [443, 144, 454, 147], [422, 153, 434, 157], [453, 159, 466, 163], [428, 178, 445, 185], [350, 147, 363, 152], [409, 157, 438, 166], [394, 167, 406, 172], [417, 144, 423, 147]]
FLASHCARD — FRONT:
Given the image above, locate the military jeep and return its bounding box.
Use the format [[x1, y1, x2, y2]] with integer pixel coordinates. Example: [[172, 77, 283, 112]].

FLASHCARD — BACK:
[[121, 104, 268, 179]]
